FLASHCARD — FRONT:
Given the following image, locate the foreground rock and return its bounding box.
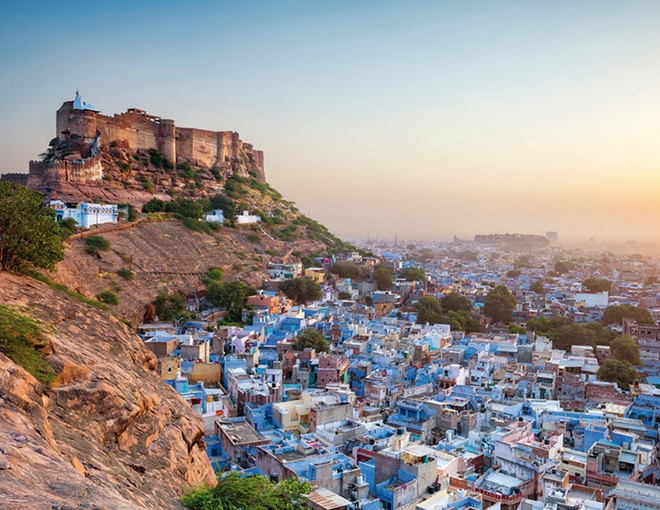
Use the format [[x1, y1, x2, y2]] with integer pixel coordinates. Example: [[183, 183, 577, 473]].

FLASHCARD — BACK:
[[0, 272, 215, 509]]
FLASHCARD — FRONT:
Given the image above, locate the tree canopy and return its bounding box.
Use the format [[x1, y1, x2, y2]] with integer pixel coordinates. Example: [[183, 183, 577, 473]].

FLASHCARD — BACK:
[[0, 183, 64, 271], [440, 310, 482, 332], [483, 285, 517, 323], [583, 277, 612, 292], [399, 266, 426, 282], [292, 328, 330, 353], [550, 323, 597, 351], [597, 359, 639, 390], [439, 292, 472, 313], [372, 265, 393, 290], [330, 262, 368, 280], [181, 472, 312, 510], [529, 280, 545, 294], [152, 292, 188, 322], [601, 305, 655, 326], [207, 280, 256, 323], [280, 277, 322, 305], [415, 296, 443, 325], [611, 335, 641, 365]]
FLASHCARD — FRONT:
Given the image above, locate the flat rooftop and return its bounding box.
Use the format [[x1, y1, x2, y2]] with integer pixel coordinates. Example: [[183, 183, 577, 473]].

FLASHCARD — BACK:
[[216, 419, 263, 445]]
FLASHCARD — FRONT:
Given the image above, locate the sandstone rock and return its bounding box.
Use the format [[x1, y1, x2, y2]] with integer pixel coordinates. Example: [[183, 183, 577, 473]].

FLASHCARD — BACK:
[[0, 272, 215, 510]]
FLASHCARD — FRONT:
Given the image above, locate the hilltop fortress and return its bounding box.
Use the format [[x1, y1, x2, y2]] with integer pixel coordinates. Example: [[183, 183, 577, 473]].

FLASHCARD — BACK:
[[1, 92, 265, 187]]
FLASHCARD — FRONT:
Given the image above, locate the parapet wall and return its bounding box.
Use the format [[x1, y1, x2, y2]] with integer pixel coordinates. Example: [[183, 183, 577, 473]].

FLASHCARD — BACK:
[[0, 173, 29, 186], [27, 153, 103, 188]]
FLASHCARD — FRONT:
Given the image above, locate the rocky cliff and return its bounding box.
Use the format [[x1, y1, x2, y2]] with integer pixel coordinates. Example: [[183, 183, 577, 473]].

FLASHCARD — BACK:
[[0, 272, 215, 509]]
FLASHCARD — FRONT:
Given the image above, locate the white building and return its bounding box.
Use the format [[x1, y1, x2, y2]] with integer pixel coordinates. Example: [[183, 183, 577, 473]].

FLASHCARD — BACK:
[[50, 200, 118, 228], [267, 261, 303, 280], [574, 291, 609, 308], [205, 209, 225, 224], [236, 210, 261, 225]]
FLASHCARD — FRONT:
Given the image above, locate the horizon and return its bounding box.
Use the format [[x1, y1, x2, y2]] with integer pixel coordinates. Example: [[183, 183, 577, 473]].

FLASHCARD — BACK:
[[2, 1, 660, 243]]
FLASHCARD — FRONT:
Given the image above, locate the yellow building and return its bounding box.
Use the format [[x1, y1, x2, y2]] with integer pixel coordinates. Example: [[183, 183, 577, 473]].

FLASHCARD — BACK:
[[160, 357, 181, 380], [305, 267, 326, 284]]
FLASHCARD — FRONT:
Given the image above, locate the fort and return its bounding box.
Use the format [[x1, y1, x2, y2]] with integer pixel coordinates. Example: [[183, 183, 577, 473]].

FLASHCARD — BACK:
[[1, 92, 265, 187]]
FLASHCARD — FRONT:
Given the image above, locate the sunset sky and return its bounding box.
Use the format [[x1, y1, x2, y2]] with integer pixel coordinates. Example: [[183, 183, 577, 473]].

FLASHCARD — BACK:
[[2, 1, 660, 242]]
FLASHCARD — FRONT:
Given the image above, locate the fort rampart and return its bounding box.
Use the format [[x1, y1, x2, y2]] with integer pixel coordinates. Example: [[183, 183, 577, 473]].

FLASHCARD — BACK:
[[56, 101, 265, 180]]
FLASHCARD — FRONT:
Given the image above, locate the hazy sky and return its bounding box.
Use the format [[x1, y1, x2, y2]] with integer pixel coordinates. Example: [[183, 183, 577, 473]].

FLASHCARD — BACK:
[[2, 1, 660, 242]]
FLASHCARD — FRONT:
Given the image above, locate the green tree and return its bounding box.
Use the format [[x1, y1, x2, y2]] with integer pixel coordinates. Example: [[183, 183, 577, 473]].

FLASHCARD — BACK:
[[206, 280, 256, 322], [338, 291, 351, 300], [372, 265, 393, 290], [601, 305, 655, 326], [440, 310, 482, 332], [483, 285, 517, 323], [96, 289, 119, 305], [84, 235, 110, 256], [330, 262, 368, 280], [0, 183, 64, 271], [514, 255, 531, 269], [597, 359, 639, 390], [400, 266, 426, 282], [506, 269, 521, 278], [439, 292, 472, 313], [583, 277, 612, 292], [152, 292, 188, 322], [142, 198, 166, 213], [280, 277, 323, 305], [415, 296, 443, 325], [202, 266, 224, 285], [509, 323, 526, 334], [583, 321, 617, 345], [554, 261, 570, 275], [611, 335, 641, 364], [181, 472, 312, 510], [550, 323, 597, 351], [292, 328, 330, 353], [209, 194, 237, 223], [529, 280, 545, 294], [58, 217, 78, 239]]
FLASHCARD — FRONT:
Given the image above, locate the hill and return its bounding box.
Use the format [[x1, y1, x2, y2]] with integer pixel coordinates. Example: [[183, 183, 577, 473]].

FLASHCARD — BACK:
[[0, 271, 215, 509]]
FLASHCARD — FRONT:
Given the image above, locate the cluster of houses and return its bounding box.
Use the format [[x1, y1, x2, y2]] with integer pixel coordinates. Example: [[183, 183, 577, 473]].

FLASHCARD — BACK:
[[135, 242, 660, 510]]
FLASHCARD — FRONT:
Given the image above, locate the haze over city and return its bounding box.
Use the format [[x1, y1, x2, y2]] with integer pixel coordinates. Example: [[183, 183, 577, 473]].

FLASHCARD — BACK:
[[2, 1, 660, 242]]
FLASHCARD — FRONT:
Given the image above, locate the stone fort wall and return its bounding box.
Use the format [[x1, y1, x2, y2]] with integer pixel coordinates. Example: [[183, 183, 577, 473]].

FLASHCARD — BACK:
[[56, 101, 265, 181], [27, 153, 103, 188]]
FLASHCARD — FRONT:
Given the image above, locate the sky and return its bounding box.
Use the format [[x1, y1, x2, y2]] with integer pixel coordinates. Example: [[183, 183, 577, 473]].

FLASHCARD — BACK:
[[2, 1, 660, 243]]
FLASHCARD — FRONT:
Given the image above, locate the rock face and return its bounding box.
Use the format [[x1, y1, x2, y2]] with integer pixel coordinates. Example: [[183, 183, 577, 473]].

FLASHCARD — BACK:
[[0, 272, 215, 510]]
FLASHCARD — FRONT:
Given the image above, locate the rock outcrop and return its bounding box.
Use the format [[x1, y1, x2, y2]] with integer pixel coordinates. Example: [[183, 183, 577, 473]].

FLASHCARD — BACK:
[[0, 272, 215, 510]]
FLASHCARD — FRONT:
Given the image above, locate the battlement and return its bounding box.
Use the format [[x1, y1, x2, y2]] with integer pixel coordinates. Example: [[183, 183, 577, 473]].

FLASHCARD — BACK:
[[0, 173, 29, 186], [27, 152, 103, 188]]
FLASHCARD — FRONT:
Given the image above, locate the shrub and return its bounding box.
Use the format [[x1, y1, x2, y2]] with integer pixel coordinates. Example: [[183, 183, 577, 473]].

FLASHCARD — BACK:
[[96, 289, 119, 305], [117, 268, 135, 280], [210, 167, 222, 181], [149, 148, 174, 171], [183, 217, 213, 234], [0, 305, 55, 386], [59, 218, 78, 239], [143, 198, 166, 213], [84, 235, 110, 256], [247, 233, 261, 244]]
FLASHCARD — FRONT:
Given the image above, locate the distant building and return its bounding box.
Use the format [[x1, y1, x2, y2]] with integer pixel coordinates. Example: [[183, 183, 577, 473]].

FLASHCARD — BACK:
[[50, 200, 118, 228], [236, 210, 261, 224], [205, 209, 225, 224], [545, 231, 559, 245]]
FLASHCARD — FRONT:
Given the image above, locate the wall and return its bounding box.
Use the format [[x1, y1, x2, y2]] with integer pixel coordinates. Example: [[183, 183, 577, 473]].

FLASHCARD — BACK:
[[190, 363, 222, 384], [56, 101, 265, 181], [27, 154, 103, 188]]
